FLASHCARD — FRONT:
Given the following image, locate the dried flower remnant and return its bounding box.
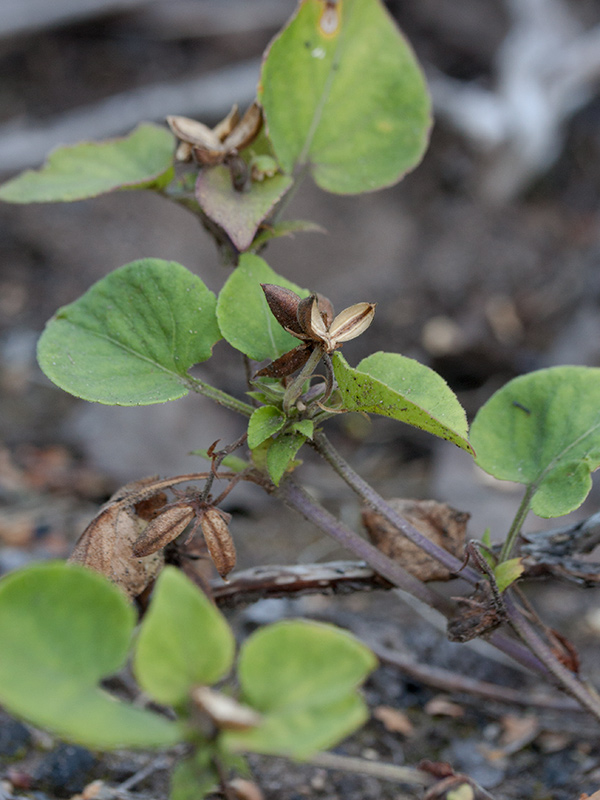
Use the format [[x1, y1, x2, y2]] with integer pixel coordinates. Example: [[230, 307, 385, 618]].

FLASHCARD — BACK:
[[133, 494, 236, 581], [167, 103, 263, 166], [256, 284, 375, 378]]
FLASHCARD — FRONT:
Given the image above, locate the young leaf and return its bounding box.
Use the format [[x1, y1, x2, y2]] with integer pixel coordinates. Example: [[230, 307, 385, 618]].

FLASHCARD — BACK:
[[37, 259, 221, 405], [247, 405, 286, 449], [134, 567, 235, 706], [470, 366, 600, 517], [196, 166, 293, 251], [0, 124, 175, 203], [224, 620, 376, 758], [0, 562, 181, 748], [216, 253, 308, 361], [251, 219, 327, 249], [259, 0, 431, 194], [494, 558, 524, 593], [333, 352, 472, 453], [170, 751, 218, 800], [266, 432, 306, 485]]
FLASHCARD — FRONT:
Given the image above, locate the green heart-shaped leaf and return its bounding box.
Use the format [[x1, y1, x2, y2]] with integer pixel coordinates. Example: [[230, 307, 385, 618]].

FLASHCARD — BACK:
[[216, 253, 308, 361], [134, 567, 235, 706], [0, 124, 175, 203], [225, 619, 376, 758], [196, 166, 293, 251], [37, 259, 221, 405], [470, 366, 600, 517], [333, 351, 472, 452], [0, 562, 181, 748], [260, 0, 431, 194], [247, 405, 287, 449]]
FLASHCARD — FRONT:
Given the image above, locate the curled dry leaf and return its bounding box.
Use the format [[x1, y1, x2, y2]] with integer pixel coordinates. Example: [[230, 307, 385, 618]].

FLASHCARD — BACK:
[[373, 705, 414, 736], [362, 499, 469, 582], [69, 481, 169, 599], [190, 686, 262, 731], [200, 506, 236, 580]]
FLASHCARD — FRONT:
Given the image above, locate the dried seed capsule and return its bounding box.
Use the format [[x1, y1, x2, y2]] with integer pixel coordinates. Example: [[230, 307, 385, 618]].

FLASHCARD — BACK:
[[200, 506, 236, 580], [190, 686, 262, 731], [132, 504, 195, 557]]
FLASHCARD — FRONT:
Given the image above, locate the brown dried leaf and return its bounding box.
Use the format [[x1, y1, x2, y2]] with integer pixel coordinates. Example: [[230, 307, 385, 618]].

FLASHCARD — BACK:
[[447, 582, 507, 643], [200, 507, 236, 579], [69, 501, 164, 599], [373, 705, 414, 736], [68, 479, 169, 599], [132, 504, 195, 557], [362, 499, 469, 582], [254, 343, 313, 378]]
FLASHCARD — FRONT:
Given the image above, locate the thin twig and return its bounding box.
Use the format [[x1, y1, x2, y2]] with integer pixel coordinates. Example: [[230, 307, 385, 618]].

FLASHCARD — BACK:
[[504, 592, 600, 722], [371, 642, 585, 713], [305, 752, 433, 788], [276, 477, 452, 613], [312, 431, 481, 585], [117, 755, 173, 792]]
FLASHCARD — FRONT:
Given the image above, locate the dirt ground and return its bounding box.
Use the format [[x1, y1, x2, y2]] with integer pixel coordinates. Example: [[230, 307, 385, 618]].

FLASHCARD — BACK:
[[2, 2, 600, 798]]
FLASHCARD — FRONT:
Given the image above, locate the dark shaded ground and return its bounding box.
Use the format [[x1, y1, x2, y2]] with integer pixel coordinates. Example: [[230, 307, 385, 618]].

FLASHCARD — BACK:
[[2, 2, 600, 798]]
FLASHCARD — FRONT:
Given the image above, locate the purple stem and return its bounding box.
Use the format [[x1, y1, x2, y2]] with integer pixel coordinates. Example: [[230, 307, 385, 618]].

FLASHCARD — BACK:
[[276, 479, 451, 613], [312, 432, 481, 585], [503, 592, 600, 721]]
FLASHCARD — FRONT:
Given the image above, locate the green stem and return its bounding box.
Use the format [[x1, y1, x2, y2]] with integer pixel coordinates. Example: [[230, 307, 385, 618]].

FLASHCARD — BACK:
[[283, 347, 323, 414], [186, 376, 254, 417], [499, 484, 535, 562]]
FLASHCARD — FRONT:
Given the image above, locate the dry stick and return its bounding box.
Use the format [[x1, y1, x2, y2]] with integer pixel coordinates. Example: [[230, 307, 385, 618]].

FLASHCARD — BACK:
[[503, 593, 600, 722], [210, 562, 580, 713], [371, 642, 584, 713], [305, 752, 433, 788]]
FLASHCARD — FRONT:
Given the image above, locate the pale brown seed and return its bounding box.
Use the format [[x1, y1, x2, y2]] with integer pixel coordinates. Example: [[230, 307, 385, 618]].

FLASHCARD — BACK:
[[200, 507, 236, 579], [132, 505, 195, 557], [328, 302, 376, 347], [222, 101, 263, 152], [190, 686, 262, 731]]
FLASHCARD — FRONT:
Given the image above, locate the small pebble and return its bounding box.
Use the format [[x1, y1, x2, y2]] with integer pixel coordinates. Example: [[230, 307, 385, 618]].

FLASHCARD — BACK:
[[33, 743, 96, 798]]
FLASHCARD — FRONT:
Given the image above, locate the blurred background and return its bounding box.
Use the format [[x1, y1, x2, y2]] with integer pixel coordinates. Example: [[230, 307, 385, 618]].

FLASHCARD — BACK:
[[3, 3, 600, 796], [1, 0, 600, 560]]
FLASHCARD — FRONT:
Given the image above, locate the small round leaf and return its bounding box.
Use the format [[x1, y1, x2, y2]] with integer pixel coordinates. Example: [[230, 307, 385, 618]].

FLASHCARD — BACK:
[[470, 366, 600, 517], [134, 567, 236, 706], [0, 562, 181, 748], [37, 259, 221, 405]]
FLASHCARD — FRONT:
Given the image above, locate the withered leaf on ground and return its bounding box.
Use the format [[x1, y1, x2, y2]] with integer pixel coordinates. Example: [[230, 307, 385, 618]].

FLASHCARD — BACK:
[[68, 478, 169, 599], [362, 498, 469, 582]]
